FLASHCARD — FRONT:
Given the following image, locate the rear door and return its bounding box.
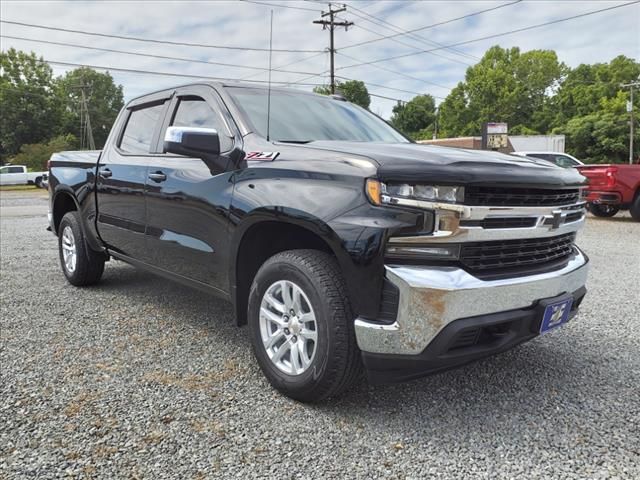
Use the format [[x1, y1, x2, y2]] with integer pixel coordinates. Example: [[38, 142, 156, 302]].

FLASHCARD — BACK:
[[144, 85, 238, 292], [96, 94, 170, 261]]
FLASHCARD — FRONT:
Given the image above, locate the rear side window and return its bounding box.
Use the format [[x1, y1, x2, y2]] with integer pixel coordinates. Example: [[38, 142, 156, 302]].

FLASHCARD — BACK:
[[171, 97, 232, 152], [528, 153, 553, 162], [8, 166, 24, 173], [120, 102, 165, 154], [553, 155, 578, 168]]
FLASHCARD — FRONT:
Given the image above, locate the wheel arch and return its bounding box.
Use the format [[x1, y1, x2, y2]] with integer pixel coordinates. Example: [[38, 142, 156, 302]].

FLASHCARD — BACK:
[[52, 189, 80, 235], [230, 209, 350, 326]]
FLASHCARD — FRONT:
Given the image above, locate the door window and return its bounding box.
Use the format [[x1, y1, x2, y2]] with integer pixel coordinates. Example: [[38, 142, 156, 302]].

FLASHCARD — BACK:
[[171, 97, 232, 152], [120, 102, 166, 154], [553, 155, 578, 168], [8, 166, 24, 173]]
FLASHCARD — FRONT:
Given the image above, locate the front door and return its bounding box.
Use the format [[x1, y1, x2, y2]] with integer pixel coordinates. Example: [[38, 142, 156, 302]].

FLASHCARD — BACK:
[[96, 97, 168, 261], [144, 86, 238, 293]]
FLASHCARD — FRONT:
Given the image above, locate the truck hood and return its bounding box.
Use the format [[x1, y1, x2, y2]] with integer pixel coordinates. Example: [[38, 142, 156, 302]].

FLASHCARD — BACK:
[[291, 141, 586, 188]]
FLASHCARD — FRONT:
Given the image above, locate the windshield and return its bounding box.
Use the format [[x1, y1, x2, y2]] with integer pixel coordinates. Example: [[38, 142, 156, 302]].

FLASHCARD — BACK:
[[227, 87, 409, 143]]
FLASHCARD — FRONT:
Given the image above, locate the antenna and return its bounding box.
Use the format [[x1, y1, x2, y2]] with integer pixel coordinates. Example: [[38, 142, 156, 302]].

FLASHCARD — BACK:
[[266, 10, 274, 142]]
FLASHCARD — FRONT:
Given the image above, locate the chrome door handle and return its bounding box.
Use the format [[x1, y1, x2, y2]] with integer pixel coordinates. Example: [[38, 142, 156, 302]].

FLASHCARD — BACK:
[[148, 171, 167, 182], [98, 168, 112, 178]]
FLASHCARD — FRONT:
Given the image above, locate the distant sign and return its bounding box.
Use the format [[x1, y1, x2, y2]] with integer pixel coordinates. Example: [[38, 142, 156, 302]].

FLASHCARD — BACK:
[[486, 123, 508, 134], [627, 101, 633, 113], [482, 122, 508, 150]]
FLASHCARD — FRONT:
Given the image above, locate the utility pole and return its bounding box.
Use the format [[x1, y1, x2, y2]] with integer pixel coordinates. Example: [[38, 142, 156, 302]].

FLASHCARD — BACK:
[[621, 81, 639, 165], [75, 84, 96, 150], [313, 4, 353, 94], [433, 106, 439, 140]]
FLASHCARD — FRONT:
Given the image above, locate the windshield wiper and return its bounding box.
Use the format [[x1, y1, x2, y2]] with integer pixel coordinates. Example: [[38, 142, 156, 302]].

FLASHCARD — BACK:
[[276, 140, 314, 144]]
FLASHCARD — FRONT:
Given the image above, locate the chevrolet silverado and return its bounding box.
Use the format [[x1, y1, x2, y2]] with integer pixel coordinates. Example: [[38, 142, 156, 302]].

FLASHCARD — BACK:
[[48, 82, 590, 401]]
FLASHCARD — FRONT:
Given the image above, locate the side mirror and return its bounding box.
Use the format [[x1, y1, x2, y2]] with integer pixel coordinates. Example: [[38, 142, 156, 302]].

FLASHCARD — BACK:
[[163, 126, 220, 157]]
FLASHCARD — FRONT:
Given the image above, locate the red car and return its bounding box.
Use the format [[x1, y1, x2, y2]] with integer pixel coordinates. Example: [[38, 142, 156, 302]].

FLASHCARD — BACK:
[[577, 164, 640, 221]]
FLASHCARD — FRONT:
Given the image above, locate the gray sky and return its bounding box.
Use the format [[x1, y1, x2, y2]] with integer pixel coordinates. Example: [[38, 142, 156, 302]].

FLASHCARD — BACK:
[[1, 0, 639, 117]]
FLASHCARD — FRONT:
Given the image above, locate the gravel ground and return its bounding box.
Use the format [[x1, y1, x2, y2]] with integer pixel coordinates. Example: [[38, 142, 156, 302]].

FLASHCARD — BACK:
[[1, 189, 639, 479]]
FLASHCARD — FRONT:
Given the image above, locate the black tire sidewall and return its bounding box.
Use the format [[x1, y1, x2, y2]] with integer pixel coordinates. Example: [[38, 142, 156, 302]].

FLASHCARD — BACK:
[[630, 194, 640, 222], [58, 211, 97, 286], [248, 258, 335, 398], [589, 203, 619, 217]]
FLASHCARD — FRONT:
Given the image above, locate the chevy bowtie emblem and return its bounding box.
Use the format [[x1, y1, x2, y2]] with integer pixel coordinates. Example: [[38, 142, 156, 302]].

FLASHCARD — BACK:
[[551, 210, 566, 229], [548, 304, 568, 327]]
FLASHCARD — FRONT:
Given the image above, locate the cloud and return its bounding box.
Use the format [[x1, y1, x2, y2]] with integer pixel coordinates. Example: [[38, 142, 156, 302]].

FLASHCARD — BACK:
[[1, 0, 638, 118]]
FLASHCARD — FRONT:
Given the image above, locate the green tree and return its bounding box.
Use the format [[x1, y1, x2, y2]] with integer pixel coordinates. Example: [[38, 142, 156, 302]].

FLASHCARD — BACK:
[[55, 67, 124, 149], [438, 46, 565, 137], [11, 134, 78, 171], [551, 56, 639, 162], [0, 49, 62, 159], [555, 92, 634, 164], [553, 56, 640, 126], [389, 94, 436, 139], [313, 80, 371, 109]]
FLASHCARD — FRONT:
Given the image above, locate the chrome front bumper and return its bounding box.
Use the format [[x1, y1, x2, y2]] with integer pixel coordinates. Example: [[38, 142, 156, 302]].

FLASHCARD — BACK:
[[354, 248, 589, 355]]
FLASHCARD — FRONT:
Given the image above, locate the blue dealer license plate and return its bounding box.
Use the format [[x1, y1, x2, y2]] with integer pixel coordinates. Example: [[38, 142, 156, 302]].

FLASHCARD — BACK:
[[540, 298, 573, 334]]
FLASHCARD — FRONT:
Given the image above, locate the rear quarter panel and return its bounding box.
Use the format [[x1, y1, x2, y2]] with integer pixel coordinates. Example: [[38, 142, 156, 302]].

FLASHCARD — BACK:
[[49, 151, 103, 251]]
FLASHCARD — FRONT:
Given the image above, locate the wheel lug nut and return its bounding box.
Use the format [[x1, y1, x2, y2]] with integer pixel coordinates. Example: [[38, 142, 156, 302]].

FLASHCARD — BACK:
[[290, 309, 295, 315], [291, 336, 297, 342], [284, 328, 290, 335]]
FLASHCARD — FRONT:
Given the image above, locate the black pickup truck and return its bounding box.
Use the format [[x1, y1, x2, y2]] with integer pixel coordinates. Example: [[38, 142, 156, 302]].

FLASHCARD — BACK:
[[48, 82, 589, 401]]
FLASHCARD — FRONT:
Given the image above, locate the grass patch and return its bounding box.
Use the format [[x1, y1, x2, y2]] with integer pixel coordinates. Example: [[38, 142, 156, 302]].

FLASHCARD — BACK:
[[0, 185, 45, 192]]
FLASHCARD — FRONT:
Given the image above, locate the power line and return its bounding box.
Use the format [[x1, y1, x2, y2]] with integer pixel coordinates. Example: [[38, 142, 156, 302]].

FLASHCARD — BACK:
[[337, 1, 640, 71], [337, 48, 452, 91], [337, 3, 478, 64], [239, 0, 320, 12], [241, 51, 327, 81], [348, 19, 472, 67], [337, 0, 522, 50], [1, 34, 323, 77], [369, 92, 406, 103], [0, 19, 324, 54], [337, 75, 447, 100], [285, 47, 454, 95], [39, 59, 327, 86]]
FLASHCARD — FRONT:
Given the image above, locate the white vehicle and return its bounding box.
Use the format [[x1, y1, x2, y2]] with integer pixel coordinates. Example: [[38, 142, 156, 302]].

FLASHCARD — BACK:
[[0, 165, 47, 188], [512, 151, 584, 168]]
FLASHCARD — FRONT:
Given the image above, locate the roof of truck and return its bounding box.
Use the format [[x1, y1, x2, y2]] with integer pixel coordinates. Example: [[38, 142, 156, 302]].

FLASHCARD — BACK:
[[127, 81, 321, 104]]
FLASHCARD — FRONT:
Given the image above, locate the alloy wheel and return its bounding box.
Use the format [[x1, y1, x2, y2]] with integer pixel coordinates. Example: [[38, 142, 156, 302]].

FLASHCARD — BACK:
[[61, 225, 77, 274], [259, 280, 318, 376]]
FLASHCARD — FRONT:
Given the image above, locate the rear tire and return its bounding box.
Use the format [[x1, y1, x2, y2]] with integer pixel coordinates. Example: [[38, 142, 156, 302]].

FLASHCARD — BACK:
[[630, 193, 640, 222], [588, 203, 619, 217], [248, 249, 362, 402], [58, 211, 105, 286], [35, 177, 43, 188]]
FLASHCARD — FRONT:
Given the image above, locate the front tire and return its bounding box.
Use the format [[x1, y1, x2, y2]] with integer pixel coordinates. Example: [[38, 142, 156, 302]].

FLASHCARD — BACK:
[[248, 250, 361, 402], [58, 211, 105, 286], [588, 203, 619, 217], [630, 193, 640, 222]]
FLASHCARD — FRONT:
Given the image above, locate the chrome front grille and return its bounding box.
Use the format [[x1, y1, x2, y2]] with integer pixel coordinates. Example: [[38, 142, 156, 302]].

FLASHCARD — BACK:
[[385, 184, 586, 277]]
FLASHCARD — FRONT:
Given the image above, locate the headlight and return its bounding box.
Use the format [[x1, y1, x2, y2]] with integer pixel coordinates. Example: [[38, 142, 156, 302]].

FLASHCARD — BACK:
[[366, 179, 464, 206]]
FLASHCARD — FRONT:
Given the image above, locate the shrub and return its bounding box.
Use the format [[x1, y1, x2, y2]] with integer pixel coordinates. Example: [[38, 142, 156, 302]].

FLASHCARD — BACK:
[[10, 134, 78, 171]]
